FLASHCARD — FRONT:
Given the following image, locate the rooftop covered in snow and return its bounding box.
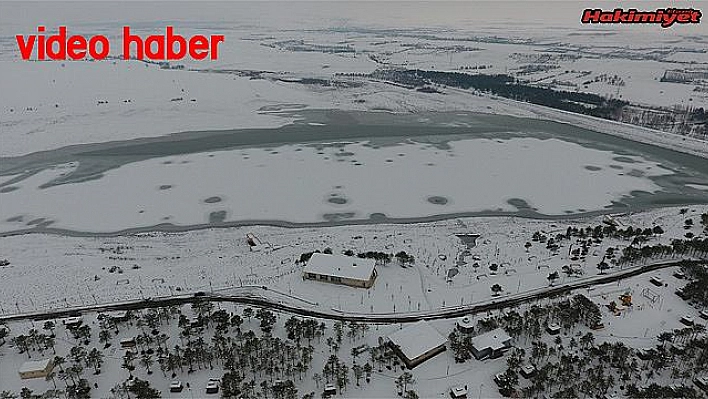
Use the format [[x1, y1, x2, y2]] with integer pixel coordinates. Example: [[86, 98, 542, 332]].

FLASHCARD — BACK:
[[387, 320, 447, 363], [303, 253, 376, 281]]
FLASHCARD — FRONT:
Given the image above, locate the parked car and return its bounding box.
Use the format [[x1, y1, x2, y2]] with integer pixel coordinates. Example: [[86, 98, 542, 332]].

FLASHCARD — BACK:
[[170, 381, 184, 393], [206, 379, 220, 394]]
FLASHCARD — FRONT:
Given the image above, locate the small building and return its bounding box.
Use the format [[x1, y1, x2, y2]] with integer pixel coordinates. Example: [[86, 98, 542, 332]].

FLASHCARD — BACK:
[[680, 315, 695, 326], [170, 381, 184, 393], [303, 253, 377, 288], [323, 384, 337, 397], [450, 385, 468, 398], [520, 364, 537, 378], [246, 233, 265, 252], [99, 310, 129, 322], [700, 310, 708, 320], [387, 320, 447, 369], [470, 328, 512, 360], [19, 358, 54, 379], [61, 316, 83, 327], [456, 316, 475, 333], [120, 338, 137, 348], [546, 322, 562, 335], [649, 276, 664, 287]]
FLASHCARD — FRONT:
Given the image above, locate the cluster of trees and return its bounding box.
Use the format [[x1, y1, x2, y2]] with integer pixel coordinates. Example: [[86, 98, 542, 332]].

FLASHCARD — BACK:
[[496, 309, 707, 398], [448, 295, 602, 364], [297, 248, 414, 266], [371, 69, 628, 120], [619, 238, 708, 265], [679, 260, 708, 306]]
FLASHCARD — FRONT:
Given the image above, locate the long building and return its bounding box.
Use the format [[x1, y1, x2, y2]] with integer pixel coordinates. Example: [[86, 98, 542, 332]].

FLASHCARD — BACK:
[[302, 253, 377, 288]]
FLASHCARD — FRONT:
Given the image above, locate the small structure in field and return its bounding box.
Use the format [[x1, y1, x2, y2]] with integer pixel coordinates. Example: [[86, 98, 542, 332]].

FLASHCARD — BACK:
[[546, 322, 562, 335], [387, 320, 447, 368], [456, 316, 475, 333], [99, 310, 129, 322], [520, 364, 537, 378], [450, 385, 468, 398], [61, 316, 83, 327], [246, 233, 266, 252], [303, 253, 377, 288], [680, 315, 695, 326], [470, 328, 512, 360], [19, 358, 54, 379]]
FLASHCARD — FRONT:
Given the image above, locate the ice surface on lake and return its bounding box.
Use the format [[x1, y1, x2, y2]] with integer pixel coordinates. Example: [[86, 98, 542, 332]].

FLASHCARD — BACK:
[[0, 136, 673, 233]]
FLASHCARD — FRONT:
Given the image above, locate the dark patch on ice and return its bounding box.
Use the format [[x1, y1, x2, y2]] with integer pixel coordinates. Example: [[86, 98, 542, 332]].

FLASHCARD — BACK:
[[204, 196, 222, 204], [609, 164, 623, 170], [328, 197, 348, 205], [36, 220, 54, 228], [6, 215, 24, 222], [613, 156, 637, 164], [0, 186, 19, 193], [627, 169, 645, 177], [584, 165, 602, 171], [353, 162, 362, 166], [26, 218, 46, 226], [456, 234, 480, 249], [369, 213, 387, 220], [447, 268, 459, 278], [385, 159, 393, 163], [323, 212, 356, 221], [427, 196, 449, 205], [427, 163, 435, 166], [158, 185, 173, 190], [209, 210, 227, 223], [162, 161, 173, 165], [507, 198, 532, 210], [270, 151, 279, 155], [335, 152, 355, 157]]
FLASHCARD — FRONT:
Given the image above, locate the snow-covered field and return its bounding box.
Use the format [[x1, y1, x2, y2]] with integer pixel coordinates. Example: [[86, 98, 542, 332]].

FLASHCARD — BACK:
[[0, 225, 705, 398], [1, 205, 705, 319], [1, 2, 706, 158]]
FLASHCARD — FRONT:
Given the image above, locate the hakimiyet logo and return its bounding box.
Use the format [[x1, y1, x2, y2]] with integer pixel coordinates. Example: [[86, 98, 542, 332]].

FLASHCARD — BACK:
[[581, 8, 701, 28]]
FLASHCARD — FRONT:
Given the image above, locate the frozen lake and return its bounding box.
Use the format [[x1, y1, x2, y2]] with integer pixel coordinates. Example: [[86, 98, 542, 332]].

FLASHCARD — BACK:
[[1, 111, 707, 234]]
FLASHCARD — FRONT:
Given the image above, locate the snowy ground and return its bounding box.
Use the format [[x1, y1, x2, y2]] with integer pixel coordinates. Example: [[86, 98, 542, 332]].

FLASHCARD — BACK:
[[1, 2, 706, 158], [0, 243, 704, 398], [1, 205, 705, 320]]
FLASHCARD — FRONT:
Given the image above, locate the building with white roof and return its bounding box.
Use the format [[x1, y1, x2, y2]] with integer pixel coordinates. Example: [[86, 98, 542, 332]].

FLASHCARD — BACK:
[[387, 320, 447, 368], [19, 358, 54, 379], [303, 253, 377, 288], [456, 316, 475, 333], [470, 328, 512, 360]]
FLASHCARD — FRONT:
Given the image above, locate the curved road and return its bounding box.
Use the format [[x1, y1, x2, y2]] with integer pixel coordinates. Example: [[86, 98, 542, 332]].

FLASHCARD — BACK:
[[1, 258, 697, 325]]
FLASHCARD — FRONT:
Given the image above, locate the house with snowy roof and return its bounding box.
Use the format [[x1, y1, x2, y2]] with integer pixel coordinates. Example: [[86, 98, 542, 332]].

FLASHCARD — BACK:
[[303, 253, 377, 288], [387, 320, 447, 368], [470, 328, 512, 360]]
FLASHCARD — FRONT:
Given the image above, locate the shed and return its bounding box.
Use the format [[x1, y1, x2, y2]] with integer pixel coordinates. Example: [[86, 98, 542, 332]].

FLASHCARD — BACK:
[[19, 358, 54, 379]]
